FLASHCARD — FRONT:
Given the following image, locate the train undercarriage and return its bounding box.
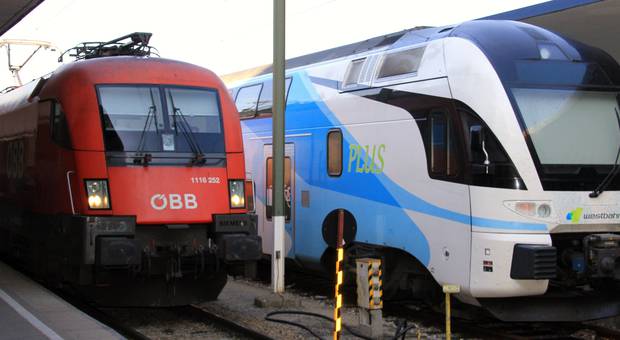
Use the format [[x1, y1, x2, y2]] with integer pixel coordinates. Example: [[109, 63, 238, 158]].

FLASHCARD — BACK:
[[326, 234, 620, 321], [0, 213, 261, 306]]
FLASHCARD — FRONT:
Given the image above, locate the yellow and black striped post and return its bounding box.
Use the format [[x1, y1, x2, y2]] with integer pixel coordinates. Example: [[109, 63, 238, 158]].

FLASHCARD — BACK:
[[356, 258, 384, 338], [333, 209, 345, 340], [368, 260, 383, 309]]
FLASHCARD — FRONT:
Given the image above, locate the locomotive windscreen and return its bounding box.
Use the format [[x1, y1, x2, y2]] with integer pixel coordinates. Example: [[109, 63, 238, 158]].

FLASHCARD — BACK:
[[97, 85, 225, 154], [513, 88, 620, 165]]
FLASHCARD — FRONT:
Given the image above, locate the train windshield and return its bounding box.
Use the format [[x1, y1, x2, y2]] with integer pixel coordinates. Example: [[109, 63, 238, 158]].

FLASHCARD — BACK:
[[512, 87, 620, 191], [512, 88, 620, 165], [97, 85, 224, 154]]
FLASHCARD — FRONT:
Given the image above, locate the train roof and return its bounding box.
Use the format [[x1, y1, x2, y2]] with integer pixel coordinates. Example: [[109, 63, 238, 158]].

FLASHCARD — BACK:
[[224, 18, 620, 86], [48, 56, 219, 83], [0, 56, 226, 116], [221, 25, 445, 83], [0, 78, 43, 116]]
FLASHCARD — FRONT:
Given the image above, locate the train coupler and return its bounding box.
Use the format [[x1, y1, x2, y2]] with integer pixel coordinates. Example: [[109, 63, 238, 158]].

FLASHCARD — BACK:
[[584, 233, 620, 279]]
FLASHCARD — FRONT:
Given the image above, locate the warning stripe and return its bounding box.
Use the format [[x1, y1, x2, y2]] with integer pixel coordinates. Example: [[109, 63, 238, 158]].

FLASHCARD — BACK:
[[333, 247, 344, 340], [367, 261, 383, 309]]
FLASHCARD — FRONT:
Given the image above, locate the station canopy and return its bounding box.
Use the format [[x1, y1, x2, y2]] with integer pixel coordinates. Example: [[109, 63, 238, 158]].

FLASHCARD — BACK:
[[485, 0, 620, 63], [0, 0, 43, 36]]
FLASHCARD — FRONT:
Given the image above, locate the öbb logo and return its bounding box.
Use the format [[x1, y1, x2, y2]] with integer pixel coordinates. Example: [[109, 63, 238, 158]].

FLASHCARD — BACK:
[[150, 194, 198, 210]]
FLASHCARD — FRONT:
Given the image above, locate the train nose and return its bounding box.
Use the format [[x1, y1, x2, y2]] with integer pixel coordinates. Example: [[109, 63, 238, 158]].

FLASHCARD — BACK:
[[105, 167, 230, 224]]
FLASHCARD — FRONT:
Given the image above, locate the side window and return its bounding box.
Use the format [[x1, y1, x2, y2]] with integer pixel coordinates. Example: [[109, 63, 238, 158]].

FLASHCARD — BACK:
[[234, 84, 262, 119], [458, 107, 524, 189], [426, 110, 459, 177], [377, 46, 425, 79], [266, 157, 291, 221], [343, 58, 365, 88], [257, 77, 292, 116], [327, 129, 342, 176], [50, 101, 71, 148]]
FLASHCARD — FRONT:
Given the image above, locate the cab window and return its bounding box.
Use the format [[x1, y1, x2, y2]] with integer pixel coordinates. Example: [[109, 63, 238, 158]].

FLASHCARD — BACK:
[[50, 101, 71, 148], [235, 84, 262, 119]]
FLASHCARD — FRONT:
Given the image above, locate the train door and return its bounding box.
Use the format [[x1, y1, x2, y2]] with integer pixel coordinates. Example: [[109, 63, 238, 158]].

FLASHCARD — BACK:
[[262, 143, 295, 257]]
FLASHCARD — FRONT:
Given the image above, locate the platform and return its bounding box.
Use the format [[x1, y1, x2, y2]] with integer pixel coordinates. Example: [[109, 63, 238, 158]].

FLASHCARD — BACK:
[[0, 261, 123, 340]]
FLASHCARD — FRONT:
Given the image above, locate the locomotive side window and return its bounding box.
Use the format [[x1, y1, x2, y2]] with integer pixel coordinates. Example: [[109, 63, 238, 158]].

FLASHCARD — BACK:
[[429, 110, 459, 177], [414, 109, 461, 179], [235, 84, 262, 119], [343, 58, 366, 88], [50, 102, 71, 148], [256, 77, 293, 116], [430, 111, 451, 175], [377, 46, 425, 79], [327, 129, 342, 176], [458, 107, 525, 189]]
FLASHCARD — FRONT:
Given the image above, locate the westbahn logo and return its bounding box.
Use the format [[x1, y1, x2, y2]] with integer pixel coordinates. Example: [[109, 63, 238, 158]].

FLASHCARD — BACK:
[[566, 207, 620, 223], [566, 208, 583, 223]]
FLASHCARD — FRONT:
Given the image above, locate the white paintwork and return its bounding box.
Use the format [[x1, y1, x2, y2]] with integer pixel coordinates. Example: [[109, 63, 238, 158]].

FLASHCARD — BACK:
[[238, 23, 620, 306], [272, 215, 286, 293], [444, 37, 542, 192], [470, 232, 550, 297]]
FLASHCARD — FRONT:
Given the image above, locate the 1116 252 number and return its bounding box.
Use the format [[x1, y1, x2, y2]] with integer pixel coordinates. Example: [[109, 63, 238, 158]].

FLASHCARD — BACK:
[[191, 176, 220, 184]]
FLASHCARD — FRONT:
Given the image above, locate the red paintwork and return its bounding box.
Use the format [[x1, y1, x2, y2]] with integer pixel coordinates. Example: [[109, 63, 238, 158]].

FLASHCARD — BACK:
[[107, 167, 231, 224], [0, 56, 246, 223]]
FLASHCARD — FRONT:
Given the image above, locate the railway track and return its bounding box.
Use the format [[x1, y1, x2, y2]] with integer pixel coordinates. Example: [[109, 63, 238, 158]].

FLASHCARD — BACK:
[[283, 265, 620, 339], [96, 305, 273, 340], [187, 304, 273, 340], [391, 302, 620, 340], [47, 259, 620, 340]]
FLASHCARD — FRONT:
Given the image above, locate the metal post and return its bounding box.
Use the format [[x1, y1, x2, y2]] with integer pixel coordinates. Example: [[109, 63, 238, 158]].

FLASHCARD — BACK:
[[442, 284, 460, 340], [0, 39, 55, 87], [445, 291, 451, 340], [356, 257, 383, 339], [333, 209, 345, 340], [272, 0, 286, 294]]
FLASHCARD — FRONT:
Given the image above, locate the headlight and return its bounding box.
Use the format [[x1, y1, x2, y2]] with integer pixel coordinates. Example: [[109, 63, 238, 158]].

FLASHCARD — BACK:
[[229, 180, 245, 208], [504, 201, 553, 219], [86, 179, 110, 209]]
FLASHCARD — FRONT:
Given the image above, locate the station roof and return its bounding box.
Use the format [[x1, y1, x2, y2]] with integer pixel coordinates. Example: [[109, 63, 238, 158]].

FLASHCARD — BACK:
[[223, 0, 620, 82], [483, 0, 620, 62], [0, 0, 43, 36]]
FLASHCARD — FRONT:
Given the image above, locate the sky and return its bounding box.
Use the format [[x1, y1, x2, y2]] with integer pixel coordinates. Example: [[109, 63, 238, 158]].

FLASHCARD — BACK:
[[0, 0, 547, 89]]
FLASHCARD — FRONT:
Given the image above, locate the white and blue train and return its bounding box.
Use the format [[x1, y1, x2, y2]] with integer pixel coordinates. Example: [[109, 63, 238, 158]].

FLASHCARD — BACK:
[[227, 20, 620, 321]]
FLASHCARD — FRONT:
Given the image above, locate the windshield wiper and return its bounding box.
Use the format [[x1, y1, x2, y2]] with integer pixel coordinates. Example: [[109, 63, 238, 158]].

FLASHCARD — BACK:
[[134, 89, 160, 165], [168, 93, 205, 165], [590, 105, 620, 198]]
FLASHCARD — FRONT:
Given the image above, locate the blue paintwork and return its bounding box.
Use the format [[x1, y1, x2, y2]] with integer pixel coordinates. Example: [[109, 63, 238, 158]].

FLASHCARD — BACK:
[[242, 70, 546, 266]]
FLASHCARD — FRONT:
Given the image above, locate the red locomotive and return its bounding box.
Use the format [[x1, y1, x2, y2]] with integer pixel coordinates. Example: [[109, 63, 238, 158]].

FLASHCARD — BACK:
[[0, 33, 261, 305]]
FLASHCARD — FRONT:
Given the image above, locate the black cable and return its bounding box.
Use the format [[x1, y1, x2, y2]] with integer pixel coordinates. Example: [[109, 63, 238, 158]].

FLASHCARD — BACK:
[[265, 311, 323, 339], [392, 323, 420, 339], [265, 310, 373, 340]]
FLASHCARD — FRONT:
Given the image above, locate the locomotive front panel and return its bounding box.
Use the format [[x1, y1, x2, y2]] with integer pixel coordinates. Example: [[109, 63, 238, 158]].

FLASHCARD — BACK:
[[0, 55, 261, 306]]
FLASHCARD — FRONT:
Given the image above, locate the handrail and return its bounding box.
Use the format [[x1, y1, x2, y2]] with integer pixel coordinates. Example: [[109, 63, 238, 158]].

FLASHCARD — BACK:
[[66, 170, 76, 215]]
